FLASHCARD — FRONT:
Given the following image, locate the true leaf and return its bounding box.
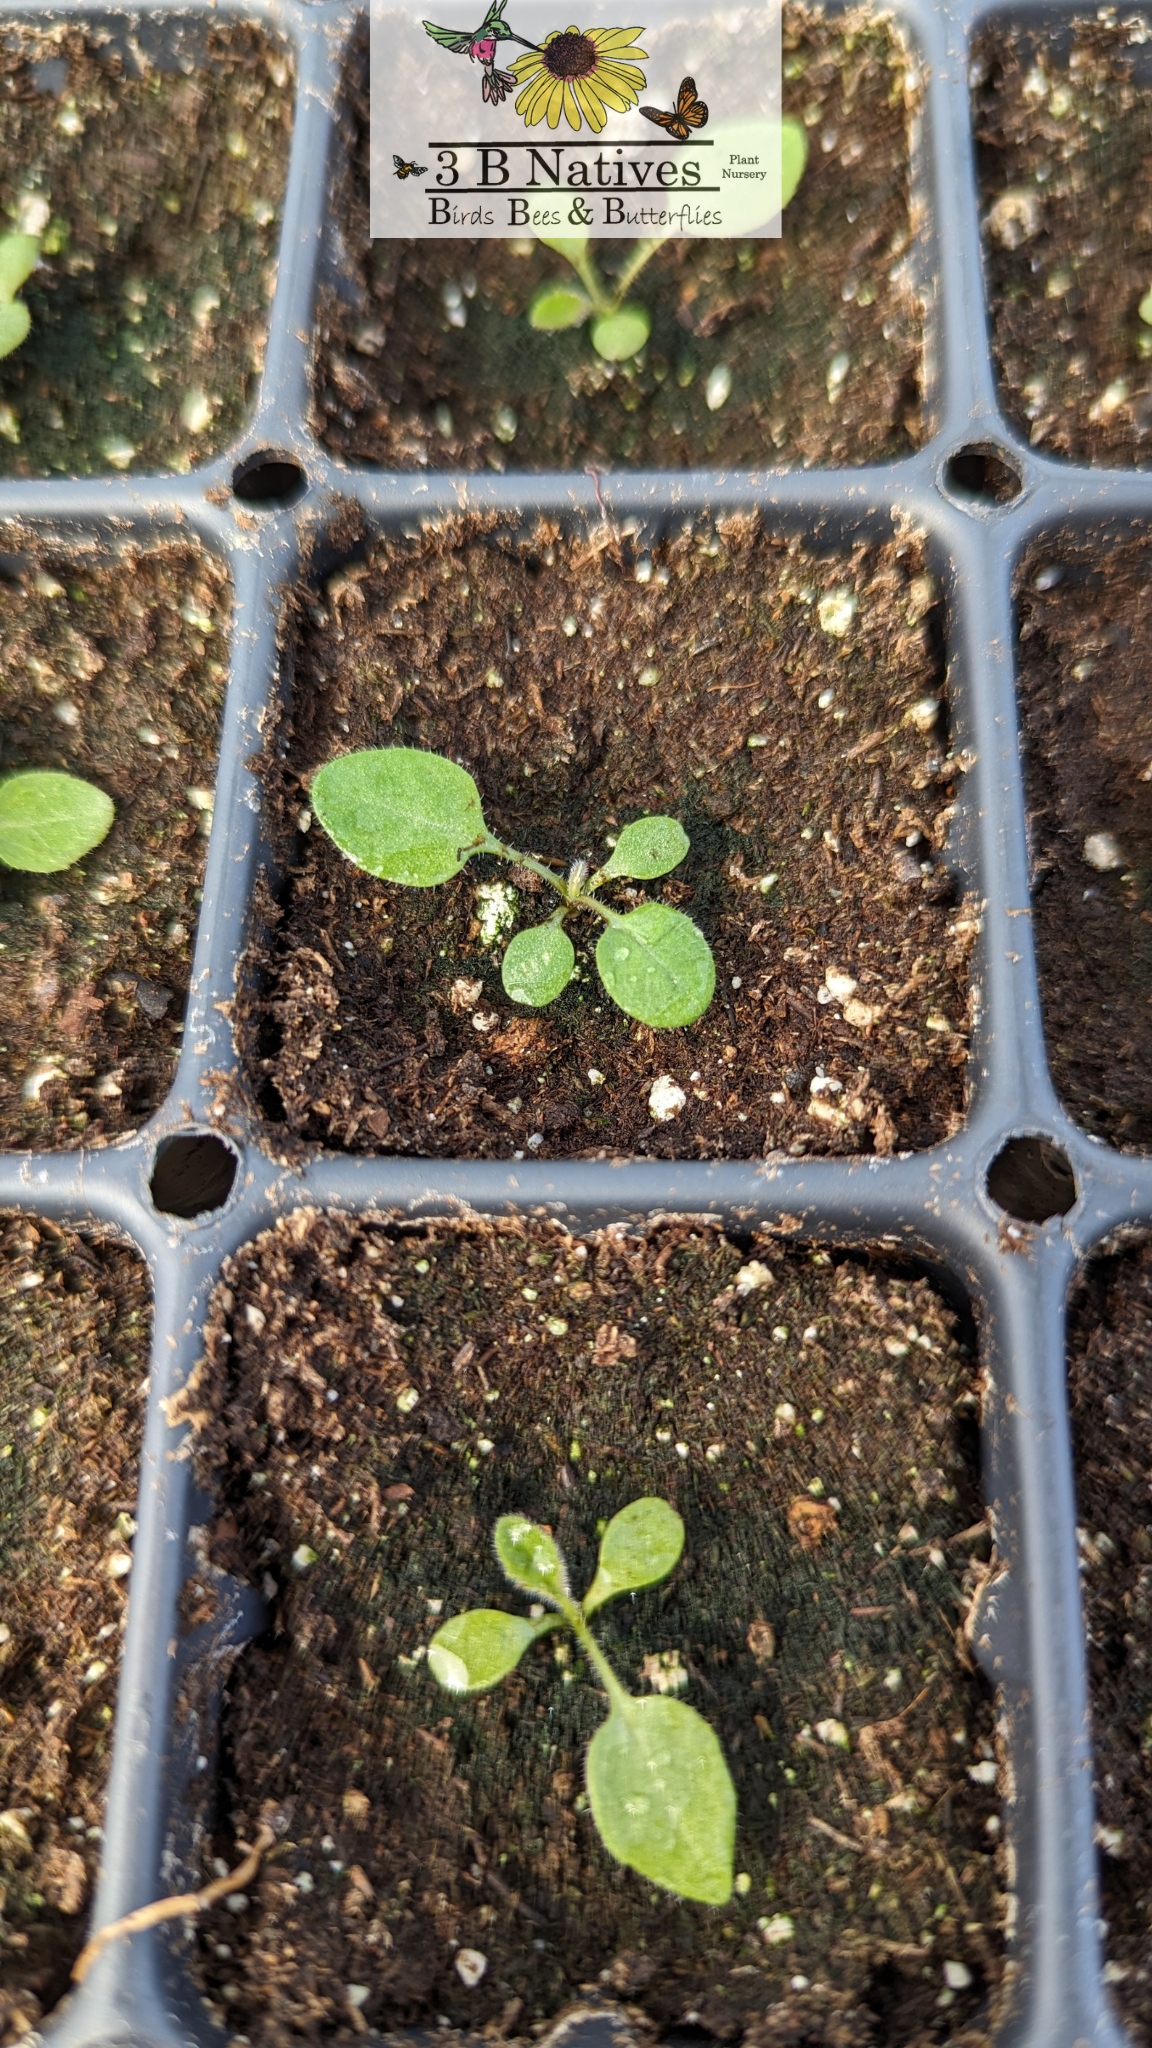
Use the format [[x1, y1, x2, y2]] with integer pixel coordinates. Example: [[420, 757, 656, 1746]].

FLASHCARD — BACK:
[[595, 904, 715, 1028], [583, 1498, 684, 1617], [529, 283, 592, 331], [502, 923, 574, 1006], [0, 770, 114, 873], [310, 747, 488, 887], [601, 816, 689, 882], [586, 1694, 735, 1904], [494, 1514, 569, 1605], [591, 305, 650, 362], [0, 233, 38, 302], [535, 230, 589, 261], [427, 1610, 539, 1693], [0, 298, 30, 361]]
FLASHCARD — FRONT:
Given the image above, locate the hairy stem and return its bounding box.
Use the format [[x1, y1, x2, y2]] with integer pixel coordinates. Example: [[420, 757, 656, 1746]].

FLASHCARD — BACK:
[[568, 246, 612, 316], [609, 236, 667, 307], [557, 1594, 631, 1714]]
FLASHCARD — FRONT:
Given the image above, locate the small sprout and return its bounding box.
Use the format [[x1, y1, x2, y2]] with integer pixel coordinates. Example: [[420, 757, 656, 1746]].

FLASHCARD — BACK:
[[826, 350, 851, 397], [429, 1500, 735, 1904], [310, 748, 714, 1029], [814, 1718, 850, 1750], [943, 1961, 973, 1990], [180, 388, 214, 435], [0, 770, 114, 873], [455, 1949, 488, 1988], [291, 1544, 318, 1571], [191, 286, 221, 329], [705, 363, 733, 410], [395, 1386, 420, 1414], [760, 1913, 795, 1945], [0, 232, 39, 361], [102, 438, 136, 470], [492, 403, 518, 444]]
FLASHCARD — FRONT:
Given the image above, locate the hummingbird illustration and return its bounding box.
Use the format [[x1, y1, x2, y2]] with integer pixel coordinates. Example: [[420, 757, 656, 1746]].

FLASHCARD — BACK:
[[423, 0, 536, 103]]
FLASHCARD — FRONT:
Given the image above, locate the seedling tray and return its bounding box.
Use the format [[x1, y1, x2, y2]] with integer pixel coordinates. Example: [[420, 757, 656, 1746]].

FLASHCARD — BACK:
[[0, 0, 1150, 2043]]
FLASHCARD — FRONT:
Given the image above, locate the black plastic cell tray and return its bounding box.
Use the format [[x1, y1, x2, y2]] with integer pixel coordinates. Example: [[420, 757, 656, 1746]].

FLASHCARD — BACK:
[[1, 0, 1150, 2041]]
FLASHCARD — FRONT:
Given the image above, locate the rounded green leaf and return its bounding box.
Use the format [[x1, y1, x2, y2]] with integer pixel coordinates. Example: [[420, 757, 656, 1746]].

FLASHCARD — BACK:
[[494, 1514, 569, 1604], [0, 297, 31, 361], [529, 282, 593, 331], [502, 922, 575, 1007], [0, 233, 39, 302], [535, 230, 589, 262], [0, 770, 114, 873], [781, 115, 808, 209], [591, 305, 651, 363], [586, 1694, 735, 1905], [583, 1498, 684, 1617], [595, 904, 715, 1028], [310, 747, 487, 886], [601, 816, 689, 882], [428, 1610, 538, 1693]]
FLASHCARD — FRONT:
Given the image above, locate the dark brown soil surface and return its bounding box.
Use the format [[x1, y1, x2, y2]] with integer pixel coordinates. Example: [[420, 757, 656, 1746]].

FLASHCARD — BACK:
[[0, 19, 292, 479], [1067, 1239, 1152, 2041], [246, 512, 975, 1162], [186, 1209, 1004, 2047], [1015, 538, 1152, 1151], [0, 537, 230, 1150], [315, 10, 923, 472], [0, 1213, 149, 2043], [974, 19, 1152, 467]]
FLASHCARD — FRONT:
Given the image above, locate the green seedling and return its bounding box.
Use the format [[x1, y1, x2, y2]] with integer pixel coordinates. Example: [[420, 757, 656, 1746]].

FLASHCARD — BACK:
[[429, 1499, 736, 1904], [0, 233, 40, 361], [310, 746, 715, 1028], [528, 116, 808, 363], [0, 769, 115, 873]]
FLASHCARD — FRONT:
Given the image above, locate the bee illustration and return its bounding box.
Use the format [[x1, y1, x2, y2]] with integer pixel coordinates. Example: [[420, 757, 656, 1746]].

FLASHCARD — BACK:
[[393, 153, 430, 179], [639, 76, 708, 142]]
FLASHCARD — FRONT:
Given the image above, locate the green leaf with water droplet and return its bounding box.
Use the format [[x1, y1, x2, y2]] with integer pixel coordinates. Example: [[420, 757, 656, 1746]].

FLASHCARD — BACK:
[[502, 922, 575, 1006], [596, 904, 715, 1028], [587, 1694, 735, 1904], [583, 1498, 684, 1617], [494, 1515, 569, 1605], [591, 304, 651, 362], [529, 282, 592, 331], [310, 747, 488, 887], [0, 770, 114, 873], [601, 816, 689, 882], [428, 1610, 539, 1693]]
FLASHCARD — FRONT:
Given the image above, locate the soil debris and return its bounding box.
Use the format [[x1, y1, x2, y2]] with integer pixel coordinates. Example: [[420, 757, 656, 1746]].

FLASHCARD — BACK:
[[1015, 537, 1152, 1150], [975, 18, 1152, 466], [0, 1214, 149, 2041], [1067, 1240, 1152, 2040]]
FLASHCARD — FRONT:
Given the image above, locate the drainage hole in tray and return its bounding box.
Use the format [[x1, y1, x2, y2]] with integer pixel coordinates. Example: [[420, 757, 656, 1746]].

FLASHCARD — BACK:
[[150, 1133, 239, 1218], [231, 450, 307, 507], [942, 443, 1023, 506], [986, 1135, 1076, 1222]]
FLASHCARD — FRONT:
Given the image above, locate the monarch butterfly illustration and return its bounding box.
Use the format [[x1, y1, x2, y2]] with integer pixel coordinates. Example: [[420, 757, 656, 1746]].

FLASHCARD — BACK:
[[639, 76, 708, 142], [393, 153, 430, 179]]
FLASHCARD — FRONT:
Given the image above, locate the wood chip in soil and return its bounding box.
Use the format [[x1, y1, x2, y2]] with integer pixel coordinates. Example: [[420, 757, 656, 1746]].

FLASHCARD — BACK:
[[974, 18, 1152, 465], [0, 537, 229, 1150], [314, 7, 923, 473], [1068, 1239, 1152, 2043], [0, 20, 292, 479], [246, 511, 975, 1161], [1016, 537, 1152, 1151], [185, 1208, 1006, 2048], [0, 1215, 149, 2044]]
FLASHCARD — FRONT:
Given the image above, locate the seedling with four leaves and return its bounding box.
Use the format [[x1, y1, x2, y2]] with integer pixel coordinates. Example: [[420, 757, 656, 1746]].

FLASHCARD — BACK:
[[528, 117, 808, 363], [311, 745, 715, 1028], [428, 1498, 736, 1904]]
